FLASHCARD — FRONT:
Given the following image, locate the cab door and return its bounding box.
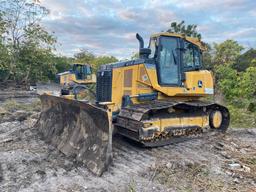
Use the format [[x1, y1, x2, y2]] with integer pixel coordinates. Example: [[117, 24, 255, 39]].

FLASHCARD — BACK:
[[157, 36, 180, 86]]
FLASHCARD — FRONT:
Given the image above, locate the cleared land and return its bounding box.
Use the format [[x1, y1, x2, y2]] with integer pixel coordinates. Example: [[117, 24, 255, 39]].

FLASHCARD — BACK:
[[0, 86, 255, 192]]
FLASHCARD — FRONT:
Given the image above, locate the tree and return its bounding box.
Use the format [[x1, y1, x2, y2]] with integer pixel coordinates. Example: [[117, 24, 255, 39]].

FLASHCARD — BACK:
[[54, 56, 72, 74], [166, 20, 202, 40], [213, 40, 243, 66], [92, 56, 118, 71], [0, 0, 56, 83], [74, 49, 118, 71], [212, 40, 244, 104], [233, 48, 256, 72], [202, 43, 214, 69], [215, 65, 240, 101], [0, 12, 10, 80], [0, 42, 11, 81], [239, 67, 256, 100], [0, 0, 50, 49], [74, 49, 95, 64], [17, 44, 56, 82]]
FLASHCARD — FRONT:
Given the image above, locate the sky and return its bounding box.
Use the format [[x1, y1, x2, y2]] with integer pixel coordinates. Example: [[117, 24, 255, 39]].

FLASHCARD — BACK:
[[41, 0, 256, 59]]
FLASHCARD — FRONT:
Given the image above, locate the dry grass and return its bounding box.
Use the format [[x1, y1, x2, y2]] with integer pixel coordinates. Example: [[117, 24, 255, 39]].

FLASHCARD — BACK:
[[228, 105, 256, 128], [127, 179, 137, 192], [148, 162, 232, 192], [3, 99, 41, 113]]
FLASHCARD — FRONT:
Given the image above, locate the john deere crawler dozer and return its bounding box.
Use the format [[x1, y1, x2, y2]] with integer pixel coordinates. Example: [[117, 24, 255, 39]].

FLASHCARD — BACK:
[[36, 33, 230, 176], [57, 63, 96, 99]]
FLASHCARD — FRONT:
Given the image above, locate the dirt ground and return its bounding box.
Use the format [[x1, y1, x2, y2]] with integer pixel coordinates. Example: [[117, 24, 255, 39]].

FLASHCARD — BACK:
[[0, 86, 255, 192]]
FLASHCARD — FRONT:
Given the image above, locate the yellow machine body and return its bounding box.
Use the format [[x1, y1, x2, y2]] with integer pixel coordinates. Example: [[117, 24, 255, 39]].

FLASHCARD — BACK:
[[107, 64, 213, 137], [57, 63, 96, 99], [59, 72, 96, 86], [96, 32, 229, 144], [110, 64, 214, 110], [58, 63, 96, 86]]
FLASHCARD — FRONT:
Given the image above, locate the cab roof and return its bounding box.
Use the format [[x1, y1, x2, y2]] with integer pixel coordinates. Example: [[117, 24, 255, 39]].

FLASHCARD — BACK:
[[151, 32, 207, 51]]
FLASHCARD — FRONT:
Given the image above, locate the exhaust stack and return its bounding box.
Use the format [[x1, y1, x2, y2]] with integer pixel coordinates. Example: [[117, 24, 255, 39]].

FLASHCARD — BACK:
[[136, 33, 151, 59]]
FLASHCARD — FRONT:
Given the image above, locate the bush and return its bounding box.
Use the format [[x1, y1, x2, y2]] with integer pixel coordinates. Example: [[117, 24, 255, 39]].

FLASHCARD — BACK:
[[239, 67, 256, 100], [215, 65, 240, 101], [228, 105, 256, 128]]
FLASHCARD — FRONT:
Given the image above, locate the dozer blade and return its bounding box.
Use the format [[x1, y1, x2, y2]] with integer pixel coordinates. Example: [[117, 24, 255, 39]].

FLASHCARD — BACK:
[[35, 94, 112, 176]]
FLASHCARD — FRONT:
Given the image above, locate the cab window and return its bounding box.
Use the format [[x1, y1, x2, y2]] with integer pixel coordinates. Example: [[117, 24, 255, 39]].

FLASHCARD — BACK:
[[183, 41, 201, 68], [149, 38, 157, 58], [86, 65, 92, 75]]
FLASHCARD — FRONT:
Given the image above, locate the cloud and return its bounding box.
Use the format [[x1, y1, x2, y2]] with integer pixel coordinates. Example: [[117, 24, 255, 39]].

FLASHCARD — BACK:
[[173, 0, 247, 11], [40, 0, 256, 58]]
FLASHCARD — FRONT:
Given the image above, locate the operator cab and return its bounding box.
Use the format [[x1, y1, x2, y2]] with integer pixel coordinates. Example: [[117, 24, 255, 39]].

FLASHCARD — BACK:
[[71, 64, 93, 80], [148, 34, 203, 86]]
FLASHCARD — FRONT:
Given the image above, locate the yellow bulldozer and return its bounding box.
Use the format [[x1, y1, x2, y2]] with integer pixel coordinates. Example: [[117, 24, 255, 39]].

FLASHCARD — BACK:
[[36, 32, 230, 176], [56, 63, 96, 99]]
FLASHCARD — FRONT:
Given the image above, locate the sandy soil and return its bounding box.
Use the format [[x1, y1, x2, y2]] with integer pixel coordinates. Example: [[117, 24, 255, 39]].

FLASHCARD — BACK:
[[0, 86, 255, 192], [0, 116, 255, 192]]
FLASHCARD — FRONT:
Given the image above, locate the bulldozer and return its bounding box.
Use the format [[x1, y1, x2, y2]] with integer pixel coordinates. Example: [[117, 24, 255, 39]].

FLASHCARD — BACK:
[[36, 32, 230, 176], [56, 63, 96, 99]]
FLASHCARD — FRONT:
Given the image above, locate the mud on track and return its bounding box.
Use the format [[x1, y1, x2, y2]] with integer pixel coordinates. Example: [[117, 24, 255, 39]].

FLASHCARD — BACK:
[[0, 115, 255, 192]]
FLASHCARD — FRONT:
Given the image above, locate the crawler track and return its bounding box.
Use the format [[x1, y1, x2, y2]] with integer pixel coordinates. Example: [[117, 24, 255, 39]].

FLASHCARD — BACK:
[[115, 100, 230, 147]]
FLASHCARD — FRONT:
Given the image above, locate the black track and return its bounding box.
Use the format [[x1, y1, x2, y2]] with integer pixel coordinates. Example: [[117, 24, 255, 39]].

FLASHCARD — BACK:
[[115, 100, 230, 147]]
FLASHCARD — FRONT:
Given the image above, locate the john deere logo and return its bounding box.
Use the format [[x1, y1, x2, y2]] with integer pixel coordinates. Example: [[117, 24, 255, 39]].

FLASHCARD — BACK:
[[198, 80, 203, 88]]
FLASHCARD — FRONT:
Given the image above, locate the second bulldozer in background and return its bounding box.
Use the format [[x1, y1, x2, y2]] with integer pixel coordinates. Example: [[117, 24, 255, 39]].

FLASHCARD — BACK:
[[57, 63, 96, 99]]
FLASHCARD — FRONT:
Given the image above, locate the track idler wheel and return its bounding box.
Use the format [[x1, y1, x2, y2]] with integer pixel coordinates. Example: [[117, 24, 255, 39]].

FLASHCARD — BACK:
[[209, 106, 230, 132]]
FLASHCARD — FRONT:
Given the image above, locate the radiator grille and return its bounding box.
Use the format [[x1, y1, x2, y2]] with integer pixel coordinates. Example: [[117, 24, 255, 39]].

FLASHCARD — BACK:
[[96, 70, 112, 102]]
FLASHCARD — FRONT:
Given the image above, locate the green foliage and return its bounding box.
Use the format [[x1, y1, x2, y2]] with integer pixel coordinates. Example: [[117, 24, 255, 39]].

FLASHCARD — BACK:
[[167, 20, 202, 39], [17, 44, 56, 82], [202, 43, 214, 70], [213, 40, 243, 66], [213, 42, 256, 105], [92, 55, 117, 71], [215, 61, 256, 127], [0, 0, 118, 84], [0, 0, 57, 83], [239, 67, 256, 100], [212, 41, 256, 127], [1, 0, 50, 48], [24, 24, 56, 46], [74, 50, 95, 64], [54, 56, 72, 74], [0, 42, 11, 80], [228, 105, 256, 128], [74, 49, 117, 71], [233, 48, 256, 71], [0, 11, 10, 80], [215, 65, 240, 101]]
